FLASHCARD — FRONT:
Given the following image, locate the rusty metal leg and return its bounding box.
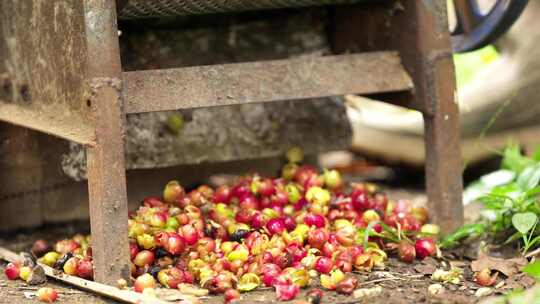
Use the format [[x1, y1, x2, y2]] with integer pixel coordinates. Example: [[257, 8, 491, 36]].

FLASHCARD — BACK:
[[84, 0, 130, 284], [422, 57, 464, 234], [331, 2, 463, 233], [409, 2, 464, 234], [402, 1, 464, 233]]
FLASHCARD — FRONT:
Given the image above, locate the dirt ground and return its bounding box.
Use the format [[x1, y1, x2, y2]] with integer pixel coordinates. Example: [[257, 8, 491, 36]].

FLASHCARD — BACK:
[[0, 184, 525, 304], [0, 255, 481, 304], [0, 209, 495, 304]]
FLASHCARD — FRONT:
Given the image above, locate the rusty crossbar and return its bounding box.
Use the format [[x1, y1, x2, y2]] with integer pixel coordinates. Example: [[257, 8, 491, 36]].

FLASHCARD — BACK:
[[123, 52, 413, 113]]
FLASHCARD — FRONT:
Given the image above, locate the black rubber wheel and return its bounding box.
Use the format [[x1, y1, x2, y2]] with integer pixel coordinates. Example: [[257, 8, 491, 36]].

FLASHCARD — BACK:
[[451, 0, 528, 53]]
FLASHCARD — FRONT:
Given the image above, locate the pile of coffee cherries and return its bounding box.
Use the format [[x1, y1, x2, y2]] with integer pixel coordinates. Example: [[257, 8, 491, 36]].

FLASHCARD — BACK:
[[7, 149, 440, 303]]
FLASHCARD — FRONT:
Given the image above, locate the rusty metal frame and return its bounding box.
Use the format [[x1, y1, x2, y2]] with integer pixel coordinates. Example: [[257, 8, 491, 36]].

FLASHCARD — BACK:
[[332, 1, 464, 233], [0, 0, 463, 283], [123, 52, 413, 113]]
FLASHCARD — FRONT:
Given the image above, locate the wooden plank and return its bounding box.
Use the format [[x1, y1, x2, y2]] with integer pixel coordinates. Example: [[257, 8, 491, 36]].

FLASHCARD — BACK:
[[0, 247, 176, 304], [84, 0, 131, 285], [123, 51, 413, 113]]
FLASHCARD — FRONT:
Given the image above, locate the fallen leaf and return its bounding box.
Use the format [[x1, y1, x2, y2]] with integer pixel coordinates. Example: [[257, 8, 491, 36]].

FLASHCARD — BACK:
[[178, 284, 209, 297], [431, 267, 463, 284], [353, 286, 382, 299], [475, 287, 493, 297], [450, 261, 469, 268], [428, 284, 444, 295], [503, 273, 536, 290], [23, 292, 35, 299], [178, 300, 202, 304], [27, 265, 46, 285], [471, 254, 527, 277], [154, 288, 198, 301], [20, 252, 37, 268]]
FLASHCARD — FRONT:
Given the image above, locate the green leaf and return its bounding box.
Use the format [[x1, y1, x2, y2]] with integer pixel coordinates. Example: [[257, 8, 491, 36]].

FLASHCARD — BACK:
[[533, 144, 540, 161], [517, 163, 540, 191], [512, 212, 538, 234], [480, 192, 515, 211], [504, 231, 522, 245], [524, 187, 540, 198], [439, 223, 486, 249], [522, 261, 540, 281], [363, 221, 378, 251], [491, 183, 520, 196], [501, 144, 535, 174], [524, 235, 540, 254], [480, 169, 516, 187]]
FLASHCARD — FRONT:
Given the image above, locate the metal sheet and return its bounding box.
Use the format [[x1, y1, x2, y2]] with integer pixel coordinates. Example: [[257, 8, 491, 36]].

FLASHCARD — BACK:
[[118, 0, 363, 18], [0, 1, 93, 144], [123, 52, 413, 113]]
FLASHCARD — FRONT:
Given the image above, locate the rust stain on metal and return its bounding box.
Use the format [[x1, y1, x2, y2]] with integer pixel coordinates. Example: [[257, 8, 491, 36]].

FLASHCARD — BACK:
[[421, 0, 448, 32], [123, 52, 413, 113], [423, 50, 454, 115], [423, 57, 463, 234]]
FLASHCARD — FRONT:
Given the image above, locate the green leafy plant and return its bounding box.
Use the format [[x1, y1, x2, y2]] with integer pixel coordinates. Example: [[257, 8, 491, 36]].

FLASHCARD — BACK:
[[439, 223, 486, 249], [511, 212, 540, 254], [357, 221, 402, 250], [523, 261, 540, 281], [442, 144, 540, 254]]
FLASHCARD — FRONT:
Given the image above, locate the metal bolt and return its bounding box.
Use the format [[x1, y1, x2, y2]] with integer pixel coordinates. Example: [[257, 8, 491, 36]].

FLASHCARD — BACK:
[[0, 75, 12, 102], [19, 84, 31, 103]]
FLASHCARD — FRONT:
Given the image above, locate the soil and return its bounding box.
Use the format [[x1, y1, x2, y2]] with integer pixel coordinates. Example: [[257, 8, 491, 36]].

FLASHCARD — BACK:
[[0, 223, 489, 304], [0, 257, 480, 304], [0, 186, 527, 304]]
